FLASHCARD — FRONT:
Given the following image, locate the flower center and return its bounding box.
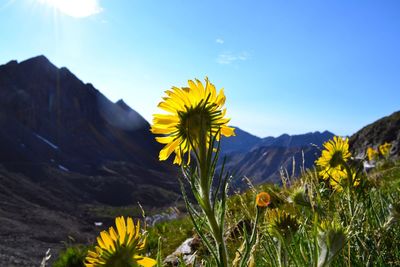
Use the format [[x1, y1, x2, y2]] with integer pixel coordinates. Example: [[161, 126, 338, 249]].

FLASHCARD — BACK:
[[178, 105, 213, 145], [329, 151, 343, 168], [106, 246, 138, 267]]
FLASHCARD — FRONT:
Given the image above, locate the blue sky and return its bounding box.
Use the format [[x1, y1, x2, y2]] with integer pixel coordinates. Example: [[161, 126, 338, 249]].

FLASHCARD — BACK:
[[1, 0, 399, 137]]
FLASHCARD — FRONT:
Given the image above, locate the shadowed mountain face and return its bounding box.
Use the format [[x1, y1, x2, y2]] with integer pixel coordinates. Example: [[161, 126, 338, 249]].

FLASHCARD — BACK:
[[0, 56, 180, 265], [258, 131, 334, 148], [221, 129, 335, 185], [349, 111, 400, 158], [221, 128, 334, 154], [226, 145, 320, 186], [0, 56, 179, 202], [0, 56, 161, 173], [220, 127, 262, 154]]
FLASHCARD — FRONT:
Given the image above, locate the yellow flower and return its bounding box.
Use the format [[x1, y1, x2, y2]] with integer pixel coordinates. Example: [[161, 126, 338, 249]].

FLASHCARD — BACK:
[[329, 169, 360, 192], [85, 216, 156, 267], [378, 142, 392, 158], [316, 136, 351, 180], [151, 78, 235, 165], [367, 147, 379, 161], [256, 192, 271, 207]]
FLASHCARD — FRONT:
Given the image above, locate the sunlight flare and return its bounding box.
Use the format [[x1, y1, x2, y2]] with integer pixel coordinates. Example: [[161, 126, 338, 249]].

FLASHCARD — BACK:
[[38, 0, 103, 18]]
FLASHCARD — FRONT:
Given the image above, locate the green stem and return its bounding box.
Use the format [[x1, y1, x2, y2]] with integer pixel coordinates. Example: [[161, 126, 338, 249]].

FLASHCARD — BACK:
[[240, 207, 260, 267], [341, 161, 355, 219], [197, 127, 228, 267]]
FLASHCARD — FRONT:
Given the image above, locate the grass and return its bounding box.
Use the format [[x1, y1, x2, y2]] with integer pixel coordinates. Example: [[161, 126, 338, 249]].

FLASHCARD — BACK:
[[146, 159, 400, 266], [147, 216, 194, 257], [53, 159, 400, 266]]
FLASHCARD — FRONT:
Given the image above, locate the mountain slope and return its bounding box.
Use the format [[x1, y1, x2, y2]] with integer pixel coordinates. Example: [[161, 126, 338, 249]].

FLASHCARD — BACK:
[[222, 130, 334, 186], [0, 56, 180, 265], [258, 131, 334, 148], [0, 56, 160, 171], [227, 145, 320, 186], [221, 127, 262, 154], [349, 111, 400, 158], [221, 128, 333, 155]]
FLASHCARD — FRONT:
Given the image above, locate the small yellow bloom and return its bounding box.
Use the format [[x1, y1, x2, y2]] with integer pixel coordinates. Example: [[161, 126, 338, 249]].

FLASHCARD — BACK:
[[316, 136, 351, 175], [256, 192, 271, 207], [378, 142, 392, 159], [316, 136, 351, 186], [85, 216, 156, 267], [367, 147, 379, 161], [151, 78, 235, 165], [329, 168, 360, 192]]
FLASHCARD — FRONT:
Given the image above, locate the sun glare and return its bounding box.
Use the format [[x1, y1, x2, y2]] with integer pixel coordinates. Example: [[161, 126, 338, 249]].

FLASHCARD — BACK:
[[38, 0, 102, 18]]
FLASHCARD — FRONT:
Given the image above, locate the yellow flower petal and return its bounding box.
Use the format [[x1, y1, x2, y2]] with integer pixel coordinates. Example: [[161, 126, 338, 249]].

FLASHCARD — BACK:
[[215, 88, 226, 106], [173, 150, 183, 165], [136, 256, 157, 267], [96, 236, 106, 250], [155, 136, 176, 144], [100, 231, 115, 251], [221, 125, 235, 137], [115, 216, 126, 244], [150, 126, 175, 135], [126, 217, 135, 245], [109, 227, 118, 242], [159, 138, 181, 161]]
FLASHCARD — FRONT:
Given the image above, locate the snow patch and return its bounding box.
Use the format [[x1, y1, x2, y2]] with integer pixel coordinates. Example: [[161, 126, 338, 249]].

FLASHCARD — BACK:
[[35, 134, 59, 149], [58, 165, 69, 172]]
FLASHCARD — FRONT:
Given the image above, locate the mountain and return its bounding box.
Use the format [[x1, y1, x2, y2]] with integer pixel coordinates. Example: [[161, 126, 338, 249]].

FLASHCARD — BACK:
[[258, 131, 334, 148], [221, 130, 335, 186], [222, 129, 334, 154], [226, 145, 320, 186], [349, 111, 400, 158], [220, 127, 262, 154], [0, 56, 180, 265]]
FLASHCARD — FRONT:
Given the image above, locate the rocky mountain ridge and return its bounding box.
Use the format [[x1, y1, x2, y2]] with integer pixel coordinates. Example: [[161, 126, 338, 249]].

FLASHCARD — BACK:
[[221, 128, 335, 185], [349, 111, 400, 158], [0, 55, 180, 265]]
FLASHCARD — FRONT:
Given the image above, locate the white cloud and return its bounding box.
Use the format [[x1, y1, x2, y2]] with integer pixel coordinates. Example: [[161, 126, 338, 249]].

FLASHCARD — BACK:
[[216, 51, 249, 65], [39, 0, 103, 18], [216, 38, 224, 44]]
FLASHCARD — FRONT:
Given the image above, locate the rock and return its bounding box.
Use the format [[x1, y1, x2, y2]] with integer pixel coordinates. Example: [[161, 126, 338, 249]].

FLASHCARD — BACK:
[[164, 236, 201, 266]]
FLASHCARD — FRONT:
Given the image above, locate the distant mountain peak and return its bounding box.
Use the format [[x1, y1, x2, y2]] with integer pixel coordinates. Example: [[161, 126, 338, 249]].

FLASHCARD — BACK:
[[21, 55, 52, 66], [5, 60, 18, 67], [116, 99, 132, 111]]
